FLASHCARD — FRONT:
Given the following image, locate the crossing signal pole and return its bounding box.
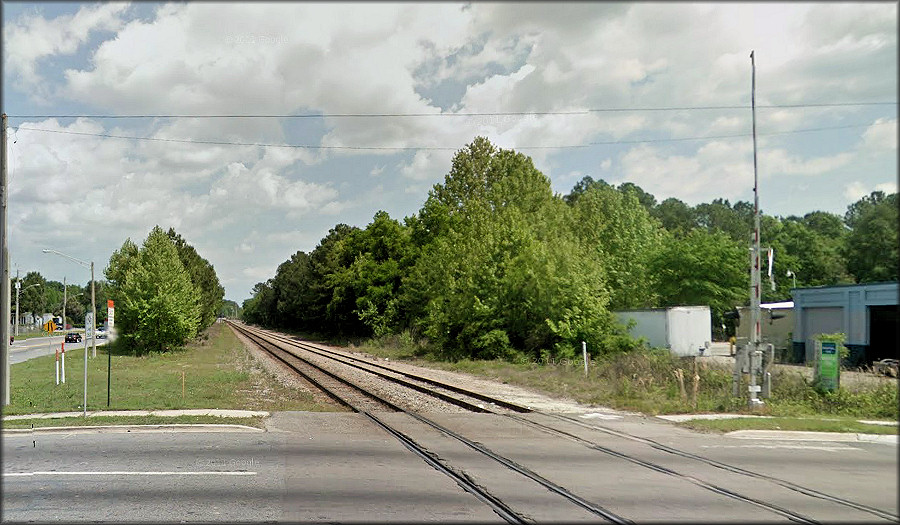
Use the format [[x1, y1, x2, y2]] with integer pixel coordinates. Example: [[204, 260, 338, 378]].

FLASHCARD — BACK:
[[734, 52, 772, 408]]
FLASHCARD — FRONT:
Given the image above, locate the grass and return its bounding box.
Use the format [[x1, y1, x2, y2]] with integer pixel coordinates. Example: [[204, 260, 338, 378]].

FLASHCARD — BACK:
[[11, 331, 60, 341], [355, 333, 899, 431], [680, 417, 896, 435], [3, 415, 265, 430], [4, 322, 336, 416]]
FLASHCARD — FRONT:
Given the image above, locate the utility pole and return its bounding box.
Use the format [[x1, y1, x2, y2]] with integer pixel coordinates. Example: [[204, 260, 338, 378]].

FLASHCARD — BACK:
[[736, 51, 770, 409], [62, 276, 66, 332], [2, 113, 10, 406]]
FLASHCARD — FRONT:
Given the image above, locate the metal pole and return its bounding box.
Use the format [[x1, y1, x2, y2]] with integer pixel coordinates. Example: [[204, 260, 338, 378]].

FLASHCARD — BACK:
[[63, 276, 66, 332], [748, 51, 763, 408], [91, 262, 96, 359], [1, 113, 10, 406], [107, 347, 111, 407]]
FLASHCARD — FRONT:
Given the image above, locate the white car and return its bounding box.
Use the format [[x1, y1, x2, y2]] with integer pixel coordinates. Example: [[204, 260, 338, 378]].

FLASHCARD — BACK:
[[96, 330, 108, 339]]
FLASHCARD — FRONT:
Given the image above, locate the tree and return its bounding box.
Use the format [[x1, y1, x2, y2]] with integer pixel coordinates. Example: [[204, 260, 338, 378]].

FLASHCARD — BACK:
[[166, 228, 225, 330], [17, 272, 47, 318], [650, 228, 747, 327], [693, 198, 753, 242], [107, 227, 201, 353], [571, 183, 664, 310], [563, 175, 611, 205], [844, 192, 898, 283], [652, 197, 695, 238], [407, 138, 626, 359], [618, 182, 657, 211]]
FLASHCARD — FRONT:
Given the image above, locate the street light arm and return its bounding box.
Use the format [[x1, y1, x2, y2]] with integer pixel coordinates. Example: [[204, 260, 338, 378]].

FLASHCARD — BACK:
[[42, 249, 91, 269]]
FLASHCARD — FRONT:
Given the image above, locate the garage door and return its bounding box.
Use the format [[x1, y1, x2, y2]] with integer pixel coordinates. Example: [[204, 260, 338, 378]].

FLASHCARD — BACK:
[[803, 307, 843, 362]]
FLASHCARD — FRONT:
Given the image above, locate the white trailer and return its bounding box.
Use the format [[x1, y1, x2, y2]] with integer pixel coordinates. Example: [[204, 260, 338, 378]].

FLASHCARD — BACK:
[[615, 306, 712, 356]]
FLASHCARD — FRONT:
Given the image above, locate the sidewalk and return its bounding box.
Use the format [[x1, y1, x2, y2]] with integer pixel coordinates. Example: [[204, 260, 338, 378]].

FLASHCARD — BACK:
[[2, 409, 269, 421], [656, 413, 897, 444]]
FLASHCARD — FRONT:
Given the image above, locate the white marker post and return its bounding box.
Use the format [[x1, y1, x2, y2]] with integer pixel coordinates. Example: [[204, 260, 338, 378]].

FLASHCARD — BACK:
[[61, 343, 66, 383], [55, 347, 60, 385], [582, 341, 589, 377]]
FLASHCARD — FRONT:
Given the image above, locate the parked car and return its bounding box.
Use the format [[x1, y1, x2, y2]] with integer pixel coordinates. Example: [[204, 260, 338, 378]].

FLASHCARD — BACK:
[[64, 332, 82, 343], [96, 330, 108, 339]]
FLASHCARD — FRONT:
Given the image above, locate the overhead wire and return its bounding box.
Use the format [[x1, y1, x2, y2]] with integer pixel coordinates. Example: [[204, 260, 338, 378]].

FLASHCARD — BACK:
[[5, 101, 896, 120], [12, 120, 894, 151]]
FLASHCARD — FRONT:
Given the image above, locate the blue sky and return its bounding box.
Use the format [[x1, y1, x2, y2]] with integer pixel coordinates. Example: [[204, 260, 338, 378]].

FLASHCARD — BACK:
[[2, 2, 897, 302]]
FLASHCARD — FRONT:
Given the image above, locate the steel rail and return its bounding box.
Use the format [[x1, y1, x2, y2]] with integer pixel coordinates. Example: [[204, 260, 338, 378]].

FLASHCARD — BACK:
[[233, 323, 390, 412], [238, 322, 891, 522], [230, 321, 630, 523], [229, 322, 526, 522], [506, 413, 819, 524], [235, 323, 890, 522], [257, 325, 893, 522], [545, 413, 899, 522], [255, 327, 530, 413]]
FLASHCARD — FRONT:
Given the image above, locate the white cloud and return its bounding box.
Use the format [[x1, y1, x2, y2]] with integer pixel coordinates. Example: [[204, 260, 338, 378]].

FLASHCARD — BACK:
[[3, 3, 128, 100], [844, 181, 869, 202], [861, 118, 897, 151]]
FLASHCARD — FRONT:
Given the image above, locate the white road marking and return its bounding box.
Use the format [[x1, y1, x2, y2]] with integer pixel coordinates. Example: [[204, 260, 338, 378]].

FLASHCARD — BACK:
[[3, 471, 257, 477]]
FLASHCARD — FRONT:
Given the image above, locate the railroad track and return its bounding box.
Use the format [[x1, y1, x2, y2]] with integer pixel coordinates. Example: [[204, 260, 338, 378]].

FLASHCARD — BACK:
[[229, 321, 630, 524], [229, 321, 898, 523]]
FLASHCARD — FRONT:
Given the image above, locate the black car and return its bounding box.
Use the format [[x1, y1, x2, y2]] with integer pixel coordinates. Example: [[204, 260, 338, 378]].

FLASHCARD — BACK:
[[64, 332, 82, 343]]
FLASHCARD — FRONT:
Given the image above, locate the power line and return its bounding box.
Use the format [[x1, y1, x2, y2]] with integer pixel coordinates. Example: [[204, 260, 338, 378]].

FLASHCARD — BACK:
[[13, 120, 893, 151], [5, 101, 896, 120]]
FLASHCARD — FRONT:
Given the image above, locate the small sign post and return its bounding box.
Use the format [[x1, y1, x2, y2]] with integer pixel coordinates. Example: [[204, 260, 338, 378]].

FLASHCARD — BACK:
[[815, 339, 840, 392]]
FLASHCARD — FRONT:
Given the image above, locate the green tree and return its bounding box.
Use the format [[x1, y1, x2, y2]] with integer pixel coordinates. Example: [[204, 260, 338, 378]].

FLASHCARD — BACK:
[[844, 192, 898, 283], [571, 183, 664, 309], [166, 228, 225, 330], [107, 227, 201, 353], [563, 175, 611, 205], [693, 198, 753, 242], [618, 181, 657, 211], [652, 197, 696, 238], [408, 138, 626, 359], [650, 228, 747, 326]]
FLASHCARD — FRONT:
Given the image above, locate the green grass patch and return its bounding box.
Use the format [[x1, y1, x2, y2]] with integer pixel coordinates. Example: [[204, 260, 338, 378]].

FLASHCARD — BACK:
[[4, 323, 336, 415], [12, 332, 59, 341], [355, 339, 899, 421], [679, 416, 897, 435], [3, 415, 265, 430]]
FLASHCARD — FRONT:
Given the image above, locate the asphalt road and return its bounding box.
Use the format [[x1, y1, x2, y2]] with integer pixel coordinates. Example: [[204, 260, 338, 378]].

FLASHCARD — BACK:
[[8, 335, 109, 364], [3, 411, 896, 522]]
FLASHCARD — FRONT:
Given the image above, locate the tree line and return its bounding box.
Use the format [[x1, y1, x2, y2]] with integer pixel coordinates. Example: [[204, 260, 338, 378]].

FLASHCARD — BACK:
[[242, 137, 897, 360], [11, 272, 109, 329]]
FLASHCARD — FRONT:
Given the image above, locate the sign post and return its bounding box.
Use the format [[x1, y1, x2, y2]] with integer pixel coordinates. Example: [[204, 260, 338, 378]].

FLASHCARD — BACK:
[[106, 300, 114, 407], [815, 339, 841, 392]]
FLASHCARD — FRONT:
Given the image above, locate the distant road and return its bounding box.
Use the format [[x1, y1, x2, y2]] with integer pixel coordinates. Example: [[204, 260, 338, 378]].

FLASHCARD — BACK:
[[9, 335, 109, 364]]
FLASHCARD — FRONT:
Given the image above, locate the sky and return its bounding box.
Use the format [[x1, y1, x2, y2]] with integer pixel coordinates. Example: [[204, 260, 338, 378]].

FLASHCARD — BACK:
[[2, 2, 897, 303]]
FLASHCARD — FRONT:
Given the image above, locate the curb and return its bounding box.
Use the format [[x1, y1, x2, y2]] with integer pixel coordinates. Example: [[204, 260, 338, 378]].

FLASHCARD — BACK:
[[2, 424, 263, 434], [3, 409, 270, 421], [725, 429, 897, 444]]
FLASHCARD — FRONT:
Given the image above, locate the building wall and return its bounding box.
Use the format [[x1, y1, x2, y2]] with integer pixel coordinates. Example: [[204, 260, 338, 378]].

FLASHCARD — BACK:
[[791, 282, 898, 365], [736, 306, 794, 350]]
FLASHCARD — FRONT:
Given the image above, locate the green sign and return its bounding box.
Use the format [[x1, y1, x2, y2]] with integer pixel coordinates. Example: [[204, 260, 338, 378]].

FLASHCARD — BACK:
[[816, 341, 840, 391]]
